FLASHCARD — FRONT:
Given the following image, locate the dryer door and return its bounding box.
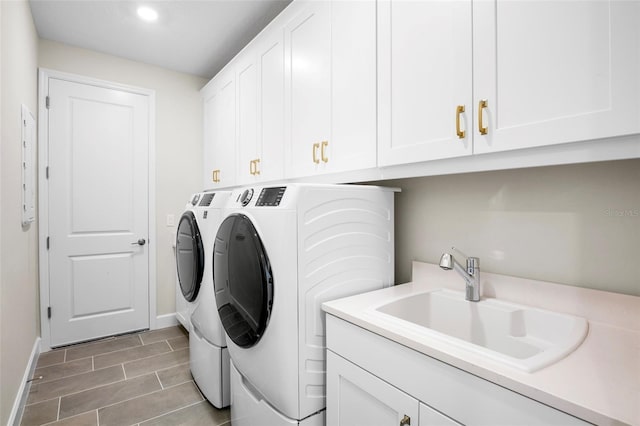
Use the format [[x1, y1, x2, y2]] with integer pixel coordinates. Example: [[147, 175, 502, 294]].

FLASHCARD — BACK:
[[176, 211, 204, 302], [214, 213, 273, 348]]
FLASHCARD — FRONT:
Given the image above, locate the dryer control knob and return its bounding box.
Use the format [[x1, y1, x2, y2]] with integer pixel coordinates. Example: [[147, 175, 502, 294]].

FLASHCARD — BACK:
[[240, 188, 254, 206]]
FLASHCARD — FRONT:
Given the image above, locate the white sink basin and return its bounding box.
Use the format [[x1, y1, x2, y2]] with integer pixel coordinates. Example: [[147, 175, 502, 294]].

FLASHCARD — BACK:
[[373, 289, 588, 372]]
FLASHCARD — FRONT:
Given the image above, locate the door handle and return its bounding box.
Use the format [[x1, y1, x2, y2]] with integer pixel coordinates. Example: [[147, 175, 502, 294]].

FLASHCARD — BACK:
[[478, 99, 488, 135], [456, 105, 466, 139], [131, 239, 146, 246], [312, 143, 320, 164], [321, 141, 329, 163]]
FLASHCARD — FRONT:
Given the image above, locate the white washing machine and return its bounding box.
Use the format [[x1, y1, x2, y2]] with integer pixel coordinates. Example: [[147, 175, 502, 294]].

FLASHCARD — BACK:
[[213, 183, 395, 425], [176, 190, 231, 408], [175, 192, 205, 332]]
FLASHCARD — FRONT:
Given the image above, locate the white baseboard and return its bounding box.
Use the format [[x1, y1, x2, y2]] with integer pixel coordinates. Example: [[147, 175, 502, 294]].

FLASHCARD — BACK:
[[8, 337, 41, 426], [154, 313, 178, 330]]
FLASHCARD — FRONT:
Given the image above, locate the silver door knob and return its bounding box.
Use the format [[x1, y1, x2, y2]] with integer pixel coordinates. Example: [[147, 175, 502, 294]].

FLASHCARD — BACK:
[[132, 238, 146, 246]]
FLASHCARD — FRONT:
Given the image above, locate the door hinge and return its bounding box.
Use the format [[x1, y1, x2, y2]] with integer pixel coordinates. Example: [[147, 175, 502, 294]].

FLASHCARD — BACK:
[[46, 236, 50, 250], [45, 96, 50, 109], [47, 307, 52, 319], [46, 166, 49, 179]]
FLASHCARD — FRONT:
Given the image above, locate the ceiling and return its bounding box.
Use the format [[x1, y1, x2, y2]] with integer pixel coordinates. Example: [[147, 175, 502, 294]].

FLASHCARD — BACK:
[[29, 0, 292, 79]]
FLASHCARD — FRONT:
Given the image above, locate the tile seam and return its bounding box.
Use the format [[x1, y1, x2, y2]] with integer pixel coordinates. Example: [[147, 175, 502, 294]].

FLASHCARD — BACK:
[[94, 341, 172, 370], [94, 381, 201, 416], [58, 374, 163, 421], [135, 400, 208, 426]]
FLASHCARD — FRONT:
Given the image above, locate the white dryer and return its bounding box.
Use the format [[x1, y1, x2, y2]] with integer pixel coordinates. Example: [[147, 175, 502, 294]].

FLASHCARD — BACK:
[[213, 183, 395, 426], [176, 190, 231, 408]]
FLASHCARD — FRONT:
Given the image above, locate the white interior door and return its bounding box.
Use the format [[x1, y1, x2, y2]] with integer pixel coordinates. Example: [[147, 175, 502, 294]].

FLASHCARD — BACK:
[[47, 77, 150, 347]]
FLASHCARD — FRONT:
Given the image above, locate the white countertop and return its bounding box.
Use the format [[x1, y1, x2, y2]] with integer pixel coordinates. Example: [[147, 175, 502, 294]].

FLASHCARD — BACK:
[[323, 262, 640, 425]]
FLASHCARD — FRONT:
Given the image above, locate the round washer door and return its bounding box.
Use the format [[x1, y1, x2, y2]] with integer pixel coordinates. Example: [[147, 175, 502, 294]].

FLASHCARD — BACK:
[[214, 213, 273, 348], [175, 211, 204, 302]]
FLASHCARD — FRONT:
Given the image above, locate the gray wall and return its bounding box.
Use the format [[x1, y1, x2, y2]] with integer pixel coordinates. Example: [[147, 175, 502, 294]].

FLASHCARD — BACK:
[[379, 158, 640, 296], [0, 1, 39, 423]]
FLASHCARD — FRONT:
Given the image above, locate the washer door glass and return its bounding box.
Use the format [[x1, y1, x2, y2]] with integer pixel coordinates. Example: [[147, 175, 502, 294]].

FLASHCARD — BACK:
[[176, 211, 204, 302], [214, 214, 273, 348]]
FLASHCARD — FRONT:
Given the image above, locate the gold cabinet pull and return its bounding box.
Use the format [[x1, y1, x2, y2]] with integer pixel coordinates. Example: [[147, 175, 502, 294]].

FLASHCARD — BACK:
[[212, 169, 220, 183], [249, 160, 255, 176], [321, 141, 329, 163], [478, 99, 488, 135], [456, 105, 465, 139], [312, 143, 320, 164], [399, 414, 411, 426], [254, 158, 260, 175]]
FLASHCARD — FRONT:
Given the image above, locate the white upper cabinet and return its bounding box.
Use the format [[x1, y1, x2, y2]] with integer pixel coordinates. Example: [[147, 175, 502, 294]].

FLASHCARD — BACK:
[[203, 69, 237, 189], [204, 0, 640, 187], [379, 0, 640, 166], [236, 26, 286, 185], [257, 28, 286, 183], [378, 0, 473, 166], [235, 49, 259, 185], [285, 0, 377, 178], [473, 0, 640, 154]]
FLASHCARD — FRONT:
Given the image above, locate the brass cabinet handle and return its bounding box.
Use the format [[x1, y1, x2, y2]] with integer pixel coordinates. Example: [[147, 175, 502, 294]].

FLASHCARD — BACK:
[[399, 414, 411, 426], [249, 161, 255, 176], [456, 105, 465, 139], [321, 141, 329, 163], [254, 158, 260, 175], [312, 143, 320, 164], [212, 169, 220, 183], [478, 99, 488, 135]]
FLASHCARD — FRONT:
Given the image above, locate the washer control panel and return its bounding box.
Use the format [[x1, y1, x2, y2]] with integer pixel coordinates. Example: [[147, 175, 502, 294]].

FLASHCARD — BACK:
[[256, 187, 286, 206], [240, 188, 254, 206]]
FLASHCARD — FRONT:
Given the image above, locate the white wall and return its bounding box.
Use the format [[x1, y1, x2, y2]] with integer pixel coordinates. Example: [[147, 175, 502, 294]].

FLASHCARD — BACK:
[[0, 1, 40, 423], [382, 159, 640, 296], [39, 39, 207, 317]]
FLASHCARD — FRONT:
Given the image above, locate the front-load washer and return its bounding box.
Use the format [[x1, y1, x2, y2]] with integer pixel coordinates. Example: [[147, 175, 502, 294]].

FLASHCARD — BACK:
[[175, 192, 206, 332], [176, 190, 231, 408], [189, 190, 231, 408], [213, 183, 395, 425]]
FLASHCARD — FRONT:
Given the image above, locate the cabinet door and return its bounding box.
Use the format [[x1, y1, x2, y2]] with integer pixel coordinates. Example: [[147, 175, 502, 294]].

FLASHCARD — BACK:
[[203, 91, 217, 189], [326, 351, 419, 426], [378, 0, 473, 167], [256, 27, 285, 183], [284, 0, 331, 177], [473, 0, 640, 154], [236, 50, 259, 185], [419, 403, 460, 426], [329, 0, 377, 173], [204, 71, 237, 188]]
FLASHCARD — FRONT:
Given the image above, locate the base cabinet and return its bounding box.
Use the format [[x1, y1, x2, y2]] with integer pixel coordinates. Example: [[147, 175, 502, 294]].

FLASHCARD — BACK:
[[327, 351, 459, 426], [325, 315, 590, 426]]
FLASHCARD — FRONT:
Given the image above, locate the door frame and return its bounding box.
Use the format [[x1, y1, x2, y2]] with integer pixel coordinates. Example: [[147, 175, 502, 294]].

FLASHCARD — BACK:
[[37, 68, 157, 351]]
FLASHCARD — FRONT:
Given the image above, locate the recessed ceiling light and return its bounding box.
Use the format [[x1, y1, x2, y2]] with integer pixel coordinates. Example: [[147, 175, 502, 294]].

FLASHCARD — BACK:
[[137, 6, 158, 22]]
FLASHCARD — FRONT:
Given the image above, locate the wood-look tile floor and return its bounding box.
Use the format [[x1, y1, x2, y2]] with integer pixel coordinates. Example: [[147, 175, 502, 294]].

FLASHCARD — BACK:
[[20, 326, 230, 426]]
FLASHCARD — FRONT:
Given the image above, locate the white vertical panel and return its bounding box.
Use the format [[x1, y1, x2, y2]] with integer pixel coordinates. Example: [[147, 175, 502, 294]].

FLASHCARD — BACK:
[[21, 104, 36, 226]]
